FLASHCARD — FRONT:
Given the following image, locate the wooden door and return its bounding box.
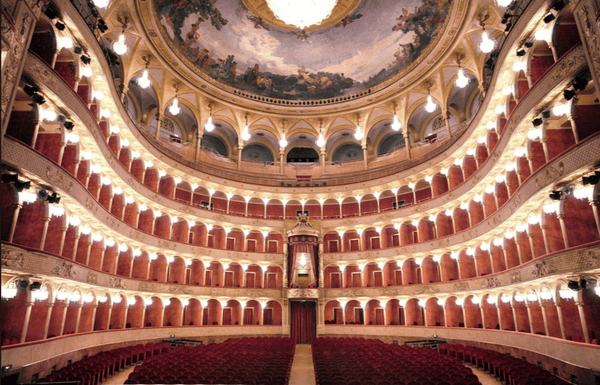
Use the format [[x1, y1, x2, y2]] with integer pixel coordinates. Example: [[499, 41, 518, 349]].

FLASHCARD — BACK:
[[328, 240, 338, 253], [375, 308, 385, 325], [371, 237, 381, 250], [268, 240, 278, 253], [247, 239, 256, 252], [374, 271, 383, 287], [266, 272, 277, 288], [334, 307, 343, 324], [222, 308, 232, 325], [263, 308, 273, 325], [395, 270, 403, 286], [204, 271, 212, 286], [350, 239, 359, 251], [224, 271, 234, 287], [243, 308, 254, 325], [354, 308, 364, 324], [331, 272, 341, 288], [352, 272, 361, 287], [226, 237, 235, 250], [246, 272, 255, 288]]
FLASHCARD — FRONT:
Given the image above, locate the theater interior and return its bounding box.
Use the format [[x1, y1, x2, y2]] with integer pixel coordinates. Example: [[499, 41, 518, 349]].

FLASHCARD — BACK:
[[1, 0, 600, 383]]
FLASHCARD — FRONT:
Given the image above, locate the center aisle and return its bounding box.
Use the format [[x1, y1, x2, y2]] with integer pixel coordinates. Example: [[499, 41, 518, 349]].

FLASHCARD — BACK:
[[289, 344, 316, 385]]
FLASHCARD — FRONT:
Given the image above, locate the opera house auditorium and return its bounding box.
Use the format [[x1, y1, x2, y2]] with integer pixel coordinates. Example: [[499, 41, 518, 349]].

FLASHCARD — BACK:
[[1, 0, 600, 383]]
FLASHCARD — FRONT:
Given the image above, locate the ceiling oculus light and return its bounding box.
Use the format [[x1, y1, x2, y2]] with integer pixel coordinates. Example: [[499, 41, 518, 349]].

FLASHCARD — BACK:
[[265, 0, 338, 29]]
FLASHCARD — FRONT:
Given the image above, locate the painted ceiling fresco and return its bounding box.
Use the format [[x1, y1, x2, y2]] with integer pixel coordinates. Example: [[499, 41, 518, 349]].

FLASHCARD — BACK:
[[154, 0, 452, 100]]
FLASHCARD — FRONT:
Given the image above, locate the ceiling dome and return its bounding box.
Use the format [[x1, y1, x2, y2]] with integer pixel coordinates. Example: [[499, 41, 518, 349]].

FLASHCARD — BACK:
[[147, 0, 461, 105]]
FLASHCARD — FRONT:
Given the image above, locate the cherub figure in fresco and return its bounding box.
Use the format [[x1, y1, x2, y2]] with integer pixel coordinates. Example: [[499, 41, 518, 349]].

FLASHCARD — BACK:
[[247, 15, 270, 30], [210, 8, 228, 30], [182, 17, 205, 48], [338, 13, 363, 28]]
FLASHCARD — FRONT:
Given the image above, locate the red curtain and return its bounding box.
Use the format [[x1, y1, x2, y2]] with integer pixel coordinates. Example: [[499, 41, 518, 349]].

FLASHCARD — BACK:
[[291, 301, 316, 344]]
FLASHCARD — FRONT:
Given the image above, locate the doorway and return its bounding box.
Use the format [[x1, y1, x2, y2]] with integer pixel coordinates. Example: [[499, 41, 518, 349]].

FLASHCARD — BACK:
[[290, 301, 316, 344]]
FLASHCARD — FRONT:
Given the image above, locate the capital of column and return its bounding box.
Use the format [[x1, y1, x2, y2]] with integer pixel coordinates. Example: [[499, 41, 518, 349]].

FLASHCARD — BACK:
[[26, 301, 35, 307], [556, 214, 566, 220], [589, 200, 599, 207], [47, 302, 55, 308], [574, 301, 584, 307], [524, 302, 532, 308]]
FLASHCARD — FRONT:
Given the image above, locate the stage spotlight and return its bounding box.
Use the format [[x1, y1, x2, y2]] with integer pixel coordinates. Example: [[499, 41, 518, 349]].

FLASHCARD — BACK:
[[524, 41, 534, 48], [97, 19, 108, 33], [563, 89, 576, 100], [48, 192, 61, 204], [14, 180, 31, 192], [2, 174, 19, 184], [23, 84, 40, 96], [548, 190, 561, 200], [543, 13, 556, 23], [57, 114, 66, 124], [551, 0, 565, 11], [73, 46, 82, 54], [81, 55, 91, 65], [541, 110, 551, 119], [582, 171, 600, 186], [532, 118, 543, 126], [30, 282, 42, 291], [55, 21, 65, 30], [573, 77, 589, 91], [516, 49, 526, 57], [31, 94, 46, 105], [63, 121, 75, 130]]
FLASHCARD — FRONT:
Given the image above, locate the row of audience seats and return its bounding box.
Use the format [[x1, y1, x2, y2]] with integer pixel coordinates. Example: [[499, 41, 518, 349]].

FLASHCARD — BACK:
[[438, 344, 570, 385], [124, 337, 295, 384], [312, 337, 480, 385], [37, 342, 170, 385]]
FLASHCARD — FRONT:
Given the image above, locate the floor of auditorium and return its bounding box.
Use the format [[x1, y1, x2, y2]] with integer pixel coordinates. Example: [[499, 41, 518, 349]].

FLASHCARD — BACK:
[[104, 344, 502, 385]]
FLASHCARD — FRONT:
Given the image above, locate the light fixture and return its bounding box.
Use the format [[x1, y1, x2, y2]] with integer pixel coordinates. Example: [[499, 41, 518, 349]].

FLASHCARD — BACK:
[[535, 28, 552, 41], [169, 96, 180, 115], [316, 131, 326, 147], [455, 62, 469, 89], [497, 0, 512, 6], [265, 0, 338, 29], [479, 27, 495, 53], [425, 93, 437, 113], [81, 66, 93, 78], [279, 131, 288, 148], [93, 0, 110, 8], [502, 86, 513, 96], [354, 124, 364, 141], [92, 90, 104, 100], [388, 114, 401, 132], [241, 115, 251, 141], [112, 33, 127, 55], [298, 253, 308, 268], [512, 60, 526, 72], [41, 109, 57, 121], [495, 105, 505, 115], [204, 116, 214, 132], [60, 36, 73, 49], [316, 120, 326, 147], [552, 104, 569, 116], [112, 18, 129, 55], [138, 69, 151, 89]]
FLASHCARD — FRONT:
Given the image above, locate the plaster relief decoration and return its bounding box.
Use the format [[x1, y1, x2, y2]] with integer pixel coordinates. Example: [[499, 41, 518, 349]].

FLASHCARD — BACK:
[[1, 248, 24, 269], [52, 262, 76, 279], [480, 277, 501, 288], [288, 288, 319, 298], [531, 260, 558, 278], [86, 272, 99, 285], [154, 0, 452, 100], [109, 277, 126, 289]]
